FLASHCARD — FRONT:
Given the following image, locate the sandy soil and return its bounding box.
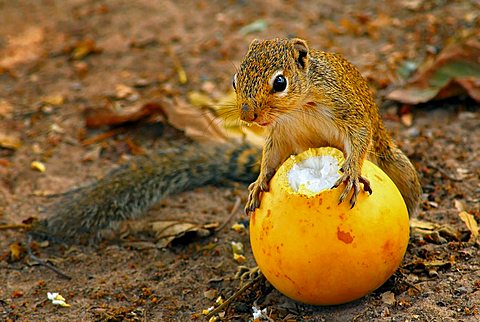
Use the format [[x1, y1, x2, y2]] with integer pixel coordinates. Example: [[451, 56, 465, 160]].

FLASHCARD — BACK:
[[1, 1, 479, 321]]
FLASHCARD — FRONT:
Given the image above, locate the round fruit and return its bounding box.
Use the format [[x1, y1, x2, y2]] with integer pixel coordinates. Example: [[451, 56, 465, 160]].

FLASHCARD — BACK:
[[249, 147, 410, 305]]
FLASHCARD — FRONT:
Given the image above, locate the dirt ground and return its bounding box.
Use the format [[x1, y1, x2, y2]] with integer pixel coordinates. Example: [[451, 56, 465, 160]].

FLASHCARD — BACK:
[[1, 0, 479, 321]]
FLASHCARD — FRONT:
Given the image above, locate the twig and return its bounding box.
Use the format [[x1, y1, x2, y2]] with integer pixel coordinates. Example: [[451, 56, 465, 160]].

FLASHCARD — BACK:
[[427, 162, 462, 182], [216, 196, 242, 232], [26, 234, 72, 280], [0, 224, 31, 230], [205, 273, 265, 320], [402, 279, 422, 292]]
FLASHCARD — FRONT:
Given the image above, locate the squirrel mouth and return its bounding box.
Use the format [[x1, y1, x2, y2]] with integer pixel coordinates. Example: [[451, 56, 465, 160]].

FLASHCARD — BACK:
[[256, 121, 271, 126]]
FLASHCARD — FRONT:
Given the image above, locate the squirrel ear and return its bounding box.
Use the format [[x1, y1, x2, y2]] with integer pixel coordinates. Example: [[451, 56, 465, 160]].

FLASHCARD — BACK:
[[291, 38, 309, 69]]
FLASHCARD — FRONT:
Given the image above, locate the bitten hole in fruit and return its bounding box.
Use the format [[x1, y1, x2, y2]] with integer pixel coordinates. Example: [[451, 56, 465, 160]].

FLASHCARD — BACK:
[[287, 155, 341, 196]]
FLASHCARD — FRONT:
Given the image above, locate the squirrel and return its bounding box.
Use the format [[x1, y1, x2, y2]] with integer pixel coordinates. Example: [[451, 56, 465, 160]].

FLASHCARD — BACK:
[[31, 37, 421, 243], [233, 38, 421, 216]]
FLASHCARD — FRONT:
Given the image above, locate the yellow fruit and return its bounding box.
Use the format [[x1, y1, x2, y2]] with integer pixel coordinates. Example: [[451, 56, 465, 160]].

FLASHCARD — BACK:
[[249, 147, 410, 305]]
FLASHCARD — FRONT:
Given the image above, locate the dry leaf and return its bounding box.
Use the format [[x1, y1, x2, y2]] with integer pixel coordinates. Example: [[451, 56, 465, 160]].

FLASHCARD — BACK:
[[85, 102, 165, 128], [238, 19, 268, 35], [0, 26, 44, 70], [405, 258, 452, 276], [69, 38, 102, 60], [410, 218, 460, 242], [400, 113, 413, 127], [203, 289, 217, 300], [410, 218, 436, 230], [188, 91, 213, 107], [387, 37, 480, 104], [381, 291, 396, 305], [9, 242, 23, 261], [458, 211, 479, 242], [11, 290, 24, 298], [115, 84, 137, 99], [0, 100, 13, 118], [150, 220, 217, 248], [41, 94, 65, 106], [162, 98, 229, 143], [454, 199, 466, 212], [0, 131, 22, 149], [31, 161, 46, 173]]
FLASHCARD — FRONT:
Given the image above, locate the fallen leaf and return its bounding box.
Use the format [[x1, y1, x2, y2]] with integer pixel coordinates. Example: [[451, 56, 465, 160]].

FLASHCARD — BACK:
[[401, 0, 423, 10], [381, 291, 396, 305], [161, 98, 229, 143], [41, 94, 65, 106], [150, 220, 217, 248], [458, 211, 479, 242], [400, 113, 413, 127], [410, 218, 460, 242], [0, 100, 13, 118], [387, 37, 480, 104], [115, 84, 137, 100], [188, 91, 213, 108], [82, 145, 102, 162], [405, 258, 452, 276], [85, 102, 166, 128], [11, 290, 24, 298], [31, 161, 46, 173], [9, 242, 23, 261], [203, 289, 217, 300], [68, 38, 102, 60], [454, 199, 466, 212], [0, 131, 22, 149], [0, 26, 44, 70], [239, 19, 268, 35]]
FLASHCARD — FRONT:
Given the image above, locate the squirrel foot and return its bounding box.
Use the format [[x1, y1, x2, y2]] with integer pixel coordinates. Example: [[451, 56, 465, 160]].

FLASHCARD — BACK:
[[235, 265, 262, 283], [245, 178, 269, 214], [333, 167, 372, 208]]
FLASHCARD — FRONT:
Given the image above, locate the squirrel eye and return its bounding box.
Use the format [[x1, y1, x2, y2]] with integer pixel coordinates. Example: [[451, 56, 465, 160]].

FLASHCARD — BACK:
[[232, 74, 237, 90], [272, 75, 287, 92]]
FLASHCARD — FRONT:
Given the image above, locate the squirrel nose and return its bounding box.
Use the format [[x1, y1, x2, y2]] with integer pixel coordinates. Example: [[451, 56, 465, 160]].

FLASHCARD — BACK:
[[240, 104, 257, 122]]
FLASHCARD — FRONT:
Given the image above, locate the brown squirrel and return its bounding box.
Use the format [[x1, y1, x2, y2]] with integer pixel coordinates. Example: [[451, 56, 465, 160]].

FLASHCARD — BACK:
[[32, 38, 421, 243], [234, 38, 421, 215]]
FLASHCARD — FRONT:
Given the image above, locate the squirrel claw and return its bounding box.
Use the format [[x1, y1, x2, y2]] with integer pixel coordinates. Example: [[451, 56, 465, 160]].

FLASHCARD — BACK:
[[334, 173, 372, 208], [245, 180, 268, 214]]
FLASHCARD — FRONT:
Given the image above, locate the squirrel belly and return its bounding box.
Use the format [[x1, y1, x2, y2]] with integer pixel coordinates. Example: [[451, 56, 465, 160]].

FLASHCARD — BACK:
[[31, 143, 260, 243]]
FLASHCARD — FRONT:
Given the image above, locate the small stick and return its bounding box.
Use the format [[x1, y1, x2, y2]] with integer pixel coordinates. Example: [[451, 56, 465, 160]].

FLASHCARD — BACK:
[[427, 162, 462, 182], [205, 274, 264, 319], [26, 234, 72, 280], [0, 224, 31, 230], [216, 196, 242, 232]]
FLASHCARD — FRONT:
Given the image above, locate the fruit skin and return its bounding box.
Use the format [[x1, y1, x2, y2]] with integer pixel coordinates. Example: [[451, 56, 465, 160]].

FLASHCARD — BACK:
[[249, 147, 410, 305]]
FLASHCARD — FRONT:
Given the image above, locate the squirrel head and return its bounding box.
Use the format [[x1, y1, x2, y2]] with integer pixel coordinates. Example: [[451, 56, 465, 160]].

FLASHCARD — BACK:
[[234, 38, 310, 127]]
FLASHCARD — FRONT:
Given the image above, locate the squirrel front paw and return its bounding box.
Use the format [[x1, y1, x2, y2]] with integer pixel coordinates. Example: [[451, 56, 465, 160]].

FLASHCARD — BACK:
[[245, 178, 269, 214], [333, 165, 372, 208]]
